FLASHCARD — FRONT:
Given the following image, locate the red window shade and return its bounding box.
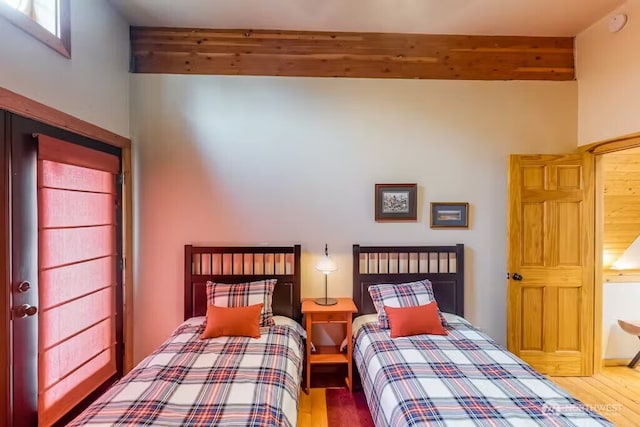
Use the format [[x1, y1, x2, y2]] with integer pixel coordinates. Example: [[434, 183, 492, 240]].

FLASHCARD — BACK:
[[37, 135, 119, 427]]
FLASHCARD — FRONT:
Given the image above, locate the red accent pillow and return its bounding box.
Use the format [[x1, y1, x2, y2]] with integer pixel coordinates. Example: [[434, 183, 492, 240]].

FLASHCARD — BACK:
[[384, 302, 448, 338], [200, 303, 263, 339]]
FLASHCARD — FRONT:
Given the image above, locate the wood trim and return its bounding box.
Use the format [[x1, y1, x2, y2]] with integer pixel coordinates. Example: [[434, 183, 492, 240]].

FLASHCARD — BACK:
[[122, 147, 134, 373], [583, 151, 596, 376], [0, 90, 133, 375], [594, 155, 604, 373], [603, 358, 630, 367], [0, 87, 130, 149], [581, 133, 640, 155], [131, 27, 575, 81], [0, 0, 70, 58], [0, 111, 10, 427], [604, 272, 640, 283]]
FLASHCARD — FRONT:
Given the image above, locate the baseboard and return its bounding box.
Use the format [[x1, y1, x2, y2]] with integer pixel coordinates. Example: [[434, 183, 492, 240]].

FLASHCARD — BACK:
[[604, 358, 629, 366]]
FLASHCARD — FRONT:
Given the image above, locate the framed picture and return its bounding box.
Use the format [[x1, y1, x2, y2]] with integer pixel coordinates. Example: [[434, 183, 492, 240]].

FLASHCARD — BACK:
[[375, 184, 417, 222], [430, 202, 469, 228]]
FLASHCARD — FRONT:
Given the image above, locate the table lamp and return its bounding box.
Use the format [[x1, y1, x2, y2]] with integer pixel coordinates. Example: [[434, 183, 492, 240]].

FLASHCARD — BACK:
[[315, 243, 337, 305]]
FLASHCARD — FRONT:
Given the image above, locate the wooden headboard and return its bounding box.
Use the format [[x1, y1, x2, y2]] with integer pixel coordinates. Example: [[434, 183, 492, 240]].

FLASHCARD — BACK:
[[352, 244, 464, 317], [184, 245, 302, 322]]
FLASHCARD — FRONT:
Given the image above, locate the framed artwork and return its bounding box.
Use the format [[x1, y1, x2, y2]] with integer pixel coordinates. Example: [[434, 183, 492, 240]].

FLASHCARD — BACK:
[[430, 202, 469, 228], [375, 184, 417, 222]]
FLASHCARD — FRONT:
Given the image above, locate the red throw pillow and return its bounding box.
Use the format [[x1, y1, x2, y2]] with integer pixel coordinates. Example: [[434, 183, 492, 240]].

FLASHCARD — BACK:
[[200, 303, 263, 339], [384, 302, 448, 338]]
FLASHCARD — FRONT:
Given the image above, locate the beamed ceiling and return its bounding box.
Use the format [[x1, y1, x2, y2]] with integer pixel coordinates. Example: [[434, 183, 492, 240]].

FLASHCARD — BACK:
[[111, 0, 626, 80]]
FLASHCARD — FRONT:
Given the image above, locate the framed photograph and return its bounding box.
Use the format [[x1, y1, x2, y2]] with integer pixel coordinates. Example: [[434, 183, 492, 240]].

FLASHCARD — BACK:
[[375, 184, 417, 222], [430, 202, 469, 228]]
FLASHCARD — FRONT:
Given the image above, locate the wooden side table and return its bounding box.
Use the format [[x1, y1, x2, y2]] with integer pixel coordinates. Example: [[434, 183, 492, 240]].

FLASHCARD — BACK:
[[302, 298, 357, 392]]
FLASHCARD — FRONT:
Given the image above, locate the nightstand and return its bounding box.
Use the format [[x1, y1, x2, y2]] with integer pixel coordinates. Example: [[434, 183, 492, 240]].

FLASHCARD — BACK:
[[302, 297, 357, 392]]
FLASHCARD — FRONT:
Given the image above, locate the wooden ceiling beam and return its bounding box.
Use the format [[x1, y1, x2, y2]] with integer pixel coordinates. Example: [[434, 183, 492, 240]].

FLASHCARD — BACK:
[[130, 27, 574, 81]]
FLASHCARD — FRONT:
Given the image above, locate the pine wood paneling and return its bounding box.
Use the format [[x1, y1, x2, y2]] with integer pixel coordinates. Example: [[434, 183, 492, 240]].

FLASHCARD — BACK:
[[130, 27, 574, 81], [602, 147, 640, 271]]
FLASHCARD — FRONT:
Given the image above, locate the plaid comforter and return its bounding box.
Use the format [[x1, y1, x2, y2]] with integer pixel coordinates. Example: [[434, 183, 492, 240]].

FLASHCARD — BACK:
[[69, 317, 304, 426], [353, 314, 613, 427]]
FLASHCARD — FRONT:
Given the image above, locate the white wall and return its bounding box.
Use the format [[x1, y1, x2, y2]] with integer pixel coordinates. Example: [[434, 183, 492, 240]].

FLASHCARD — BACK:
[[603, 282, 640, 359], [130, 74, 578, 362], [577, 0, 640, 146], [0, 0, 130, 137]]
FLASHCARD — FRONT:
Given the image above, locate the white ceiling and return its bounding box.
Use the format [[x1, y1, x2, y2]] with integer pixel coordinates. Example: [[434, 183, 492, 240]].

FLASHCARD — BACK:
[[109, 0, 624, 37]]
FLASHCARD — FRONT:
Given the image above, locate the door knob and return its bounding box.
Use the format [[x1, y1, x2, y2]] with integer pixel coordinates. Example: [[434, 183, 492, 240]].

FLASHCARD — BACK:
[[15, 281, 31, 293], [512, 273, 523, 281], [14, 304, 38, 318]]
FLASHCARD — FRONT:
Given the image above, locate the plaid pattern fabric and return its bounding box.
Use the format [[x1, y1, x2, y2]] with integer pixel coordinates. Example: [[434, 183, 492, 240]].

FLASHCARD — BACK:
[[206, 279, 276, 326], [353, 315, 614, 427], [368, 280, 448, 329], [69, 317, 304, 427]]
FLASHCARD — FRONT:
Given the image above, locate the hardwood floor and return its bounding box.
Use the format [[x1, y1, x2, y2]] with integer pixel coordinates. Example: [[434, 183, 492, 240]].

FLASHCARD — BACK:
[[298, 388, 328, 427], [550, 366, 640, 427], [300, 367, 640, 427]]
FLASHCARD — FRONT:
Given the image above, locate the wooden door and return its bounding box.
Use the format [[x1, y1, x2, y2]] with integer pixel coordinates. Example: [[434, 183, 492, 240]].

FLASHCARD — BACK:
[[507, 154, 595, 376], [11, 114, 39, 427], [9, 114, 124, 426]]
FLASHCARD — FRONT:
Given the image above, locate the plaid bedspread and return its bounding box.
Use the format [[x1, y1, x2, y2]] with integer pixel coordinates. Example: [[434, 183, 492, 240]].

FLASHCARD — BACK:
[[353, 314, 613, 427], [69, 318, 304, 426]]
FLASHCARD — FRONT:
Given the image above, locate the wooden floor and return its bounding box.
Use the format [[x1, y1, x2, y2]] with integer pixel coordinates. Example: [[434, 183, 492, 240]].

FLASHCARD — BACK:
[[298, 388, 328, 427], [550, 366, 640, 427], [300, 367, 640, 427]]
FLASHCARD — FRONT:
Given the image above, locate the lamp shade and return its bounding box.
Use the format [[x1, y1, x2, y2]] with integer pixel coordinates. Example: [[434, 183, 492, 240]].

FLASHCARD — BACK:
[[314, 244, 338, 306], [316, 255, 337, 274]]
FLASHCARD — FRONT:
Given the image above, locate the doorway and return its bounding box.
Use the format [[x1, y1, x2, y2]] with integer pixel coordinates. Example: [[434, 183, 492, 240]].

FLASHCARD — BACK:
[[5, 112, 124, 426], [598, 147, 640, 368]]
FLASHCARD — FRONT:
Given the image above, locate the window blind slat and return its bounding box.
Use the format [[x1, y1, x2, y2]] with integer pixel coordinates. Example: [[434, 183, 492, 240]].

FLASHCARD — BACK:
[[39, 160, 114, 193], [40, 345, 116, 394], [38, 350, 116, 427], [40, 288, 114, 350], [39, 188, 115, 228], [41, 284, 116, 313], [39, 317, 113, 387], [39, 225, 116, 269]]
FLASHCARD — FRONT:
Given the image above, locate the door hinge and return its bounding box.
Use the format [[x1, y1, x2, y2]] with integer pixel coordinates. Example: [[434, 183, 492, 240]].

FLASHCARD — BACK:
[[119, 258, 125, 271], [117, 173, 125, 186]]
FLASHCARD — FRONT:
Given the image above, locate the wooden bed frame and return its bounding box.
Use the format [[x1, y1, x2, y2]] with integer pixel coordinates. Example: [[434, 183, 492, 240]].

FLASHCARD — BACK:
[[352, 244, 464, 317], [184, 245, 302, 322]]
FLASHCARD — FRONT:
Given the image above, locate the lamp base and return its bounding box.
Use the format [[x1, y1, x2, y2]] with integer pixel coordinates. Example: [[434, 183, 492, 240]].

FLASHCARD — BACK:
[[314, 297, 338, 306]]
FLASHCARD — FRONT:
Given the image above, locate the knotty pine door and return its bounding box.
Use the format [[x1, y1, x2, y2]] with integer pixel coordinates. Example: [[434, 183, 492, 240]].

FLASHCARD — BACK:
[[507, 153, 595, 376]]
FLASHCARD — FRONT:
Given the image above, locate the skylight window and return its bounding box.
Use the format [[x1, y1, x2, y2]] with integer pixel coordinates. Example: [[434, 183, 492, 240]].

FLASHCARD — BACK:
[[0, 0, 70, 57]]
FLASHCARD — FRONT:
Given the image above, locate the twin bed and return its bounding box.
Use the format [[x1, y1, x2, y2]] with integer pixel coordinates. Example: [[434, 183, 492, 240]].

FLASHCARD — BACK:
[[69, 244, 612, 426], [69, 245, 304, 427], [352, 244, 612, 427]]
